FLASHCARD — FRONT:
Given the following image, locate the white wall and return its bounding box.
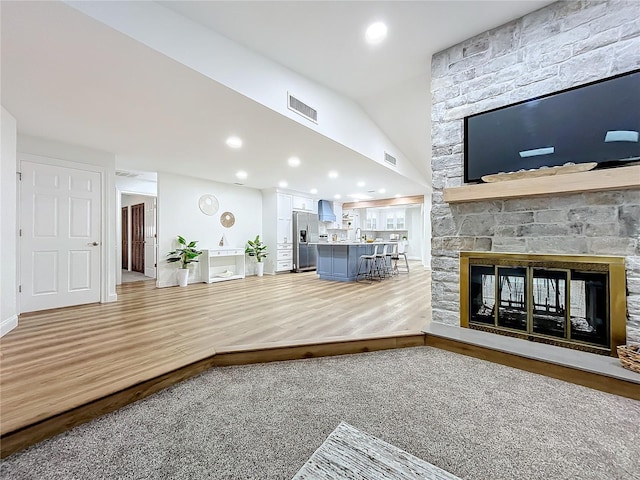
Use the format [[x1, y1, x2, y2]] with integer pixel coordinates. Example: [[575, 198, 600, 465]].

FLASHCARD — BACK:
[[17, 134, 118, 304], [115, 175, 157, 196], [157, 172, 262, 287], [1, 107, 18, 337]]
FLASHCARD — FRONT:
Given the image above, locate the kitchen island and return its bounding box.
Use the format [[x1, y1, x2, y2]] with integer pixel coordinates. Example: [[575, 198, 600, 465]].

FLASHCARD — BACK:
[[312, 242, 390, 282]]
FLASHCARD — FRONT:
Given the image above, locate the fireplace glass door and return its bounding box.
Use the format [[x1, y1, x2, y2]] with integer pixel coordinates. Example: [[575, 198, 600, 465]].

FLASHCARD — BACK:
[[570, 271, 608, 347], [532, 269, 567, 338], [468, 262, 610, 350], [497, 267, 527, 331], [469, 265, 495, 325]]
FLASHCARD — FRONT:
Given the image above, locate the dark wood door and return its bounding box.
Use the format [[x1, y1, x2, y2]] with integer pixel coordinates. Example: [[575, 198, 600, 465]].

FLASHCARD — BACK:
[[121, 207, 128, 269], [131, 203, 145, 273]]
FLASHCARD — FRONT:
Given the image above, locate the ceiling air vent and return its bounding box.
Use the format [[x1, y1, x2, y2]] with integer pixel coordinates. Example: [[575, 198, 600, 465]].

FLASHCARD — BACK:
[[288, 92, 318, 123], [115, 170, 140, 178], [384, 152, 397, 167]]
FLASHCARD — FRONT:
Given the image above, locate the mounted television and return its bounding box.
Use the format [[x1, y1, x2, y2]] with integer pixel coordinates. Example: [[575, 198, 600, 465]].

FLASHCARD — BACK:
[[464, 69, 640, 183]]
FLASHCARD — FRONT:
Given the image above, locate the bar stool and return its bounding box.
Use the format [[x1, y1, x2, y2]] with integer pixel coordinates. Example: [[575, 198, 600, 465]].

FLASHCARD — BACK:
[[392, 241, 409, 273], [375, 244, 392, 279], [356, 245, 378, 282], [387, 243, 399, 276]]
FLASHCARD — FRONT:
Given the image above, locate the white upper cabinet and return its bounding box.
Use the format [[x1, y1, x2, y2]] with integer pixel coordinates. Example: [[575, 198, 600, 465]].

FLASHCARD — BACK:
[[292, 195, 313, 212], [277, 193, 292, 219]]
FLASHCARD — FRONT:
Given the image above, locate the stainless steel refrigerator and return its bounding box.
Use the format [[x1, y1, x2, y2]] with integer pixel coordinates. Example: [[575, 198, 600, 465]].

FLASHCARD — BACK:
[[292, 211, 318, 272]]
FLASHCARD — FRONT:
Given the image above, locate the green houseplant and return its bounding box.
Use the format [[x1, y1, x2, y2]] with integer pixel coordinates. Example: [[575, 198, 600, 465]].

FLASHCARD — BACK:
[[245, 235, 268, 276], [167, 236, 203, 286]]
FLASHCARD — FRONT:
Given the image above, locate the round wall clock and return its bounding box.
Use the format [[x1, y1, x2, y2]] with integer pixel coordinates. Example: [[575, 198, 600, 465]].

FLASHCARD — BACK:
[[220, 211, 235, 228], [198, 194, 219, 216]]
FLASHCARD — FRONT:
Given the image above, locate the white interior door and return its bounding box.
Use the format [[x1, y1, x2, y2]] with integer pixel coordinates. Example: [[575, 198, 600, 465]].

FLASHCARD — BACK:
[[144, 197, 156, 278], [20, 161, 101, 312]]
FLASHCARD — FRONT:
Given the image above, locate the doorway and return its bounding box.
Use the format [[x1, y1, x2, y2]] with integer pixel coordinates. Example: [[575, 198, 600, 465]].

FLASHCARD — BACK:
[[120, 193, 157, 284]]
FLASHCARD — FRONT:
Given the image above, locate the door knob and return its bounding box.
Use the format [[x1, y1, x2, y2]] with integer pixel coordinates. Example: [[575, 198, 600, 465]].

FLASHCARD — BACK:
[[88, 242, 99, 246]]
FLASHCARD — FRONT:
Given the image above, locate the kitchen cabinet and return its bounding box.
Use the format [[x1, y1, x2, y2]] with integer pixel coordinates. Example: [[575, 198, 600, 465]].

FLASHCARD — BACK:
[[277, 218, 292, 244], [262, 190, 293, 274], [292, 195, 313, 212], [201, 249, 246, 283], [277, 193, 292, 218]]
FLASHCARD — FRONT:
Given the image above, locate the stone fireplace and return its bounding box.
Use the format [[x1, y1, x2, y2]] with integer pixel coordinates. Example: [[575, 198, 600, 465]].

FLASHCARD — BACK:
[[430, 2, 640, 345], [460, 252, 627, 356]]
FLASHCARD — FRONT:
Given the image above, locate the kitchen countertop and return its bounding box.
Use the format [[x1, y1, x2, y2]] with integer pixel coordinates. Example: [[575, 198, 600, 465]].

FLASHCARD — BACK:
[[310, 241, 395, 246]]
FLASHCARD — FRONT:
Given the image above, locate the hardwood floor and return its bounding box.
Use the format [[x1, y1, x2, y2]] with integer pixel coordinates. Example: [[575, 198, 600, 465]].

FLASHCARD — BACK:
[[0, 264, 431, 439]]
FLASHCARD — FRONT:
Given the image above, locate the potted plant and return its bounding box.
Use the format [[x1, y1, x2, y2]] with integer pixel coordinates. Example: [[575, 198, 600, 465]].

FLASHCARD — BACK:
[[167, 236, 203, 287], [245, 235, 268, 277]]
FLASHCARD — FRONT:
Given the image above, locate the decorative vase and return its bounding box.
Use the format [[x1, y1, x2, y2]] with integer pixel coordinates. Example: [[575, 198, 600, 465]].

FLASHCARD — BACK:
[[256, 262, 264, 277], [176, 268, 189, 287]]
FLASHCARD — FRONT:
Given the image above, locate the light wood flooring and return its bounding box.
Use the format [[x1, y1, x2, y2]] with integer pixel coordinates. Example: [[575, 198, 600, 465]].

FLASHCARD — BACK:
[[0, 264, 431, 438]]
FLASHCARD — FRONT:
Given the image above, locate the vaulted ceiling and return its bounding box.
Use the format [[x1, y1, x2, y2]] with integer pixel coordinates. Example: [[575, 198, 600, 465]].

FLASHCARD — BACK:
[[1, 0, 552, 199]]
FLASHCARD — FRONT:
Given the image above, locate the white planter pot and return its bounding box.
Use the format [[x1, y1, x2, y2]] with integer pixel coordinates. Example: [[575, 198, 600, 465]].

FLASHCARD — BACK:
[[176, 268, 189, 287], [256, 262, 264, 277]]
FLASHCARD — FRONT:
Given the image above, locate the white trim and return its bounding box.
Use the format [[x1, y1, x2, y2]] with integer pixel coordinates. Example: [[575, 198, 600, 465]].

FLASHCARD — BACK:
[[1, 314, 18, 337]]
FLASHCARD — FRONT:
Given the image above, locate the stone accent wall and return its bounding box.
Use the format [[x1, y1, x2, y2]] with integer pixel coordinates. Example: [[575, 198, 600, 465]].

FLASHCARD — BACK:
[[430, 1, 640, 341]]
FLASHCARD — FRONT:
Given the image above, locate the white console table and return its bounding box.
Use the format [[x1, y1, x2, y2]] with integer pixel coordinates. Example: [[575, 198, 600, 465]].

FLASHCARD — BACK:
[[201, 249, 246, 283]]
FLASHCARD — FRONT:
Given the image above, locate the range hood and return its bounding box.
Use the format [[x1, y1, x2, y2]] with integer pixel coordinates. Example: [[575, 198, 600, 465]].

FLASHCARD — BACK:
[[317, 200, 336, 222]]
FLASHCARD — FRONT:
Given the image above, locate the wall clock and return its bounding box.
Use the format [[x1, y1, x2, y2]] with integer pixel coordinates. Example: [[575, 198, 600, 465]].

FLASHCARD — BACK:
[[198, 194, 219, 216], [220, 211, 235, 228]]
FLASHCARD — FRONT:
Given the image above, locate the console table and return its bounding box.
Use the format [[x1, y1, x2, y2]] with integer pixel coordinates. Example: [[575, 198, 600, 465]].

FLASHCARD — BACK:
[[200, 249, 246, 283]]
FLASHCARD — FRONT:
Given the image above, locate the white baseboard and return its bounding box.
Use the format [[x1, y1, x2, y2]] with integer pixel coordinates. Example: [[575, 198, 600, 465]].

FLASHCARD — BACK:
[[106, 293, 118, 303], [1, 314, 19, 337]]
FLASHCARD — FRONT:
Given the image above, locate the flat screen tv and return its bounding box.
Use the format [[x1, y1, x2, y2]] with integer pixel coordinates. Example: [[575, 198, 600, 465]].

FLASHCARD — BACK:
[[464, 69, 640, 183]]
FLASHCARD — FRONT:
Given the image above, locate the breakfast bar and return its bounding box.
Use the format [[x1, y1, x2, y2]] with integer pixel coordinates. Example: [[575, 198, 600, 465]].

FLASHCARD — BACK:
[[313, 242, 388, 282]]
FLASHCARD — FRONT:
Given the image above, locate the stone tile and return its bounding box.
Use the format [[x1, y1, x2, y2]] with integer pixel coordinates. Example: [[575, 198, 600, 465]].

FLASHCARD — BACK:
[[568, 206, 617, 223], [619, 204, 640, 238], [573, 26, 621, 56], [458, 215, 495, 236], [535, 210, 568, 223]]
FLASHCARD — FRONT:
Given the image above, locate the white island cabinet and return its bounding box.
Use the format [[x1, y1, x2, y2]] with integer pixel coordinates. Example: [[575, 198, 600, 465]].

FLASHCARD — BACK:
[[200, 249, 246, 283]]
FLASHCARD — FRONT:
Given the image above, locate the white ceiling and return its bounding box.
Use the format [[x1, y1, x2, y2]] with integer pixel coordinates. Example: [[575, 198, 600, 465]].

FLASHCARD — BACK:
[[1, 0, 551, 200]]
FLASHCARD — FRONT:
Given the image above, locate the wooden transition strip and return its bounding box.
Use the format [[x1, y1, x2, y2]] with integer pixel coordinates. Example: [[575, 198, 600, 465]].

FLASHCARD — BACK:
[[213, 332, 427, 366], [426, 335, 640, 401], [443, 165, 640, 203], [0, 333, 426, 459]]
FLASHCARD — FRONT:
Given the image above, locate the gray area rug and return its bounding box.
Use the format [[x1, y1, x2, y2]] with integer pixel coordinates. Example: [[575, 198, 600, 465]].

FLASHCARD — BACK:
[[1, 347, 639, 480], [293, 422, 461, 479]]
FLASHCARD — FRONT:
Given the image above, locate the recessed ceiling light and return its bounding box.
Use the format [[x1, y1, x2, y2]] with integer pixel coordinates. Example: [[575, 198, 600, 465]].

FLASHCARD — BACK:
[[278, 180, 288, 188], [310, 188, 318, 194], [334, 194, 342, 199], [365, 22, 387, 45], [328, 170, 338, 179], [378, 188, 386, 194], [235, 170, 248, 180], [394, 193, 402, 198], [226, 136, 243, 148], [356, 181, 366, 187], [288, 156, 301, 167]]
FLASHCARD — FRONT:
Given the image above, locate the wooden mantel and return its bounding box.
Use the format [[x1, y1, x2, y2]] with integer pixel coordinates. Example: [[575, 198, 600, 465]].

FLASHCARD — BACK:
[[443, 165, 640, 204]]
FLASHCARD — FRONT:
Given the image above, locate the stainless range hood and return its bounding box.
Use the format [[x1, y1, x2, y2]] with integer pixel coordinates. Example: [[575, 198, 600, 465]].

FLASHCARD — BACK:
[[317, 200, 336, 222]]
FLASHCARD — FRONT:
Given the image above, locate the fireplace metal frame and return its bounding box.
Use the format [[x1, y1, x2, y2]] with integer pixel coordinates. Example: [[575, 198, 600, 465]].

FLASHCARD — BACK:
[[460, 252, 627, 356]]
